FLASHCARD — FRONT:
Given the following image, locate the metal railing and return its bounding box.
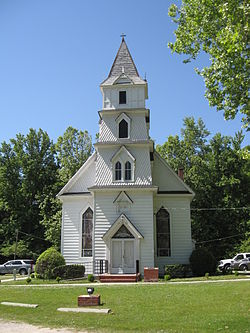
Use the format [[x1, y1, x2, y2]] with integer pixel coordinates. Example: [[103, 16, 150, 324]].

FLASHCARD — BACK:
[[82, 259, 109, 275]]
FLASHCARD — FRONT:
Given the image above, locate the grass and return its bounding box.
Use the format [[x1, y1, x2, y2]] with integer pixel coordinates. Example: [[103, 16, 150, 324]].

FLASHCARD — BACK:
[[1, 272, 249, 285], [0, 281, 250, 332]]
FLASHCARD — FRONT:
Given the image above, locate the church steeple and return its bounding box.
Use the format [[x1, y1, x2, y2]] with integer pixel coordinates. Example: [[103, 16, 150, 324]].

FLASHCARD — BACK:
[[108, 36, 139, 78]]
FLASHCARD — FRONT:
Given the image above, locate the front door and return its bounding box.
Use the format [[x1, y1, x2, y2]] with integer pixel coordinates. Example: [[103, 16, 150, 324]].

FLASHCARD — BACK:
[[111, 239, 135, 273]]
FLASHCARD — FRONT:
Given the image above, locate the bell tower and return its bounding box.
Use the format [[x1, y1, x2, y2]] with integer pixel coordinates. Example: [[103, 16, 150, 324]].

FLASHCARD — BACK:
[[94, 36, 153, 187]]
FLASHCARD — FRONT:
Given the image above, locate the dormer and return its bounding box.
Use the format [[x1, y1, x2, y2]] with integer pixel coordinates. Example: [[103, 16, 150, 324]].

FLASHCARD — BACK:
[[100, 37, 148, 110]]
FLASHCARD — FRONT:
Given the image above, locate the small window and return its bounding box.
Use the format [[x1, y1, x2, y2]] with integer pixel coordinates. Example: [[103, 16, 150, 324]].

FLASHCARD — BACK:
[[115, 161, 122, 180], [119, 91, 126, 104], [82, 208, 93, 257], [119, 119, 128, 138], [125, 161, 131, 180], [156, 208, 171, 257]]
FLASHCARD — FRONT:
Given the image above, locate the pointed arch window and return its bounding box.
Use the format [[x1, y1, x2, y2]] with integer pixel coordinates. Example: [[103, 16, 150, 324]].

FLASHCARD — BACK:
[[115, 161, 122, 181], [156, 208, 171, 257], [82, 208, 93, 257], [125, 161, 132, 181], [119, 119, 128, 138]]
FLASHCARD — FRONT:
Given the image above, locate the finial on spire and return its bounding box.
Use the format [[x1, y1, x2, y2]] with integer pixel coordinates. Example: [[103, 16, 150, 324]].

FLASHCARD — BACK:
[[120, 33, 126, 40]]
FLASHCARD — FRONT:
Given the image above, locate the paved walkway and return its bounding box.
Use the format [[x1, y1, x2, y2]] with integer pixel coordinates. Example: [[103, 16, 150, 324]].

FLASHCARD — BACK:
[[1, 277, 27, 283], [0, 319, 88, 333]]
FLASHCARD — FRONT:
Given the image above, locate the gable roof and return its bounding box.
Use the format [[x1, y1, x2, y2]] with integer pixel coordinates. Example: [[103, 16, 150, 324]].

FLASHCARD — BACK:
[[111, 145, 135, 163], [57, 152, 96, 197], [102, 213, 144, 242], [113, 191, 133, 204], [153, 151, 195, 196]]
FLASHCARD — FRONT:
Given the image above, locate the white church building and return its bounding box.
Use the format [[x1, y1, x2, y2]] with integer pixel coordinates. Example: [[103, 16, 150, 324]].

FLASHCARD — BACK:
[[58, 37, 194, 278]]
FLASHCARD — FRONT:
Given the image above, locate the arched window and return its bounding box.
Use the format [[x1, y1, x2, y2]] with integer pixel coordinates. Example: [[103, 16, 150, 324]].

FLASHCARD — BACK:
[[82, 208, 93, 257], [119, 119, 128, 138], [115, 161, 122, 180], [125, 161, 131, 181], [156, 208, 171, 257]]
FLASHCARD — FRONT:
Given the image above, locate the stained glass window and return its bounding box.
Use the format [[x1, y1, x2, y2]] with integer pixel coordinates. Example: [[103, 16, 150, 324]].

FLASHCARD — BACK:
[[82, 208, 93, 257], [112, 225, 134, 239], [156, 208, 171, 256]]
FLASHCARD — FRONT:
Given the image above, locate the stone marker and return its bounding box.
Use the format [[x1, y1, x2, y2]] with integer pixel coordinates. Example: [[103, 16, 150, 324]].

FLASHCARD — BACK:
[[1, 302, 38, 308], [57, 307, 110, 314]]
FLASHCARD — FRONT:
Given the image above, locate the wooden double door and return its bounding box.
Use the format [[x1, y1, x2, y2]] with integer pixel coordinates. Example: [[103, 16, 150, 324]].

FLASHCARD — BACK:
[[111, 239, 135, 274]]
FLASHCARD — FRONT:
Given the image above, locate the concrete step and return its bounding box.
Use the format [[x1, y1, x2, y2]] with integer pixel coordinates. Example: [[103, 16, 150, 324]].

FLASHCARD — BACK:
[[99, 274, 140, 283]]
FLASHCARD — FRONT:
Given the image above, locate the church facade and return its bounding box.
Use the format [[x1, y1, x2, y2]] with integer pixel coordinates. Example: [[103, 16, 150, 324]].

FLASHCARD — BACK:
[[58, 38, 194, 276]]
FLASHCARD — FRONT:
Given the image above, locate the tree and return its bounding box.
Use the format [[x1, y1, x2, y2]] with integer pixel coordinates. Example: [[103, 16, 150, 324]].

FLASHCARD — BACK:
[[56, 127, 93, 184], [0, 129, 60, 257], [157, 117, 249, 259], [40, 127, 93, 248], [168, 1, 249, 129]]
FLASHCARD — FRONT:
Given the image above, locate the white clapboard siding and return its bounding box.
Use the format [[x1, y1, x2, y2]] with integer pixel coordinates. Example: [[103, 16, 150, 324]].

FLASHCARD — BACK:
[[61, 196, 93, 268], [99, 112, 148, 142], [102, 86, 145, 110], [94, 191, 154, 272], [154, 196, 193, 275]]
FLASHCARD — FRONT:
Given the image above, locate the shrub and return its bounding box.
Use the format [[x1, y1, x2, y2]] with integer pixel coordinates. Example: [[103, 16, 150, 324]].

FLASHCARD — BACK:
[[165, 264, 192, 278], [35, 247, 65, 279], [190, 248, 217, 276], [26, 277, 31, 284], [30, 273, 35, 279], [52, 264, 85, 280], [87, 274, 94, 282], [164, 274, 171, 281], [56, 276, 61, 283]]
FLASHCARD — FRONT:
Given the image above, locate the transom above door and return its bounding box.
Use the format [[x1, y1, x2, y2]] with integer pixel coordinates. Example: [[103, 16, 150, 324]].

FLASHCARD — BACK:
[[111, 225, 135, 273]]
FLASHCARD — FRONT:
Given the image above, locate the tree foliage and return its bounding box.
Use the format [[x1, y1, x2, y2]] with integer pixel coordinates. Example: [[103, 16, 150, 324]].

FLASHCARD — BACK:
[[157, 117, 249, 259], [168, 0, 249, 129], [0, 127, 93, 260], [56, 127, 93, 183]]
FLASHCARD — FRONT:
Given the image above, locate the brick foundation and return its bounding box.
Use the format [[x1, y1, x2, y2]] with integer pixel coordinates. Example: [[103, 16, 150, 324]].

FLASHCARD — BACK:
[[144, 267, 159, 282], [78, 295, 100, 307]]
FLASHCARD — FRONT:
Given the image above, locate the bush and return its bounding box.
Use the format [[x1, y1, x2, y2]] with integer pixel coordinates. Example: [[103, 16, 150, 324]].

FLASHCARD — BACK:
[[164, 274, 171, 281], [87, 274, 94, 282], [165, 264, 192, 278], [190, 248, 217, 276], [52, 264, 85, 280], [35, 247, 65, 279], [26, 277, 31, 284], [56, 276, 61, 283], [30, 273, 35, 279]]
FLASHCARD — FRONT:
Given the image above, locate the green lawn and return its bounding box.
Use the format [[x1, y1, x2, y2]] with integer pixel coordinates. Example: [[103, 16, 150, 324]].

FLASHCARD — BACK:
[[0, 281, 249, 332], [1, 273, 249, 285]]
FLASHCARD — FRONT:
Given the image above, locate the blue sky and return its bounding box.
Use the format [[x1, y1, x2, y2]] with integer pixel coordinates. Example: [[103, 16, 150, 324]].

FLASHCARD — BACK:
[[0, 0, 248, 147]]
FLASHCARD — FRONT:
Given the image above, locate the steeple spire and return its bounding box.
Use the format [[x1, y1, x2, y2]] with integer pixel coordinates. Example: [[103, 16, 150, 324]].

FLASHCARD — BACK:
[[108, 37, 139, 78]]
